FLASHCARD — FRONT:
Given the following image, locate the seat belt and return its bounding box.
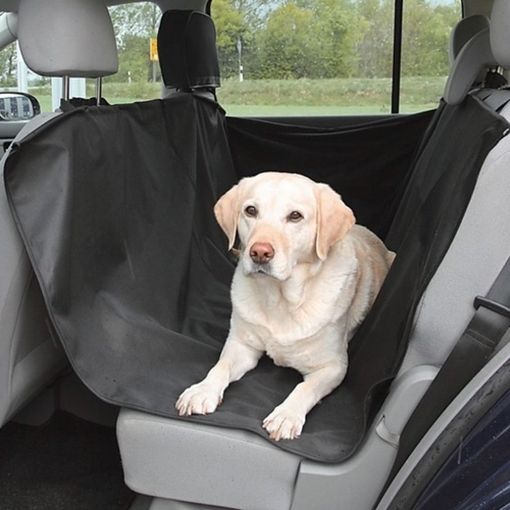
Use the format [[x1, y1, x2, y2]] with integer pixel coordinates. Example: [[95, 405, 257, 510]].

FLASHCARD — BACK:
[[389, 255, 510, 478]]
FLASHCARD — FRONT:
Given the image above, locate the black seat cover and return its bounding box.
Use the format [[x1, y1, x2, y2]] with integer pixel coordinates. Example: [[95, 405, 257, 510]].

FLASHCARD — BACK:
[[3, 93, 506, 463], [158, 10, 220, 90]]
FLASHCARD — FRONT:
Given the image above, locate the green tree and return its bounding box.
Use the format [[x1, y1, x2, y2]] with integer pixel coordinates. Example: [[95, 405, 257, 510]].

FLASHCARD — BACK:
[[308, 0, 362, 78], [108, 3, 161, 83], [256, 3, 316, 79], [0, 43, 17, 86], [212, 0, 279, 79], [116, 35, 152, 82], [109, 3, 161, 43], [353, 0, 460, 78], [402, 0, 460, 76], [253, 0, 362, 79], [354, 0, 394, 78], [212, 0, 246, 78]]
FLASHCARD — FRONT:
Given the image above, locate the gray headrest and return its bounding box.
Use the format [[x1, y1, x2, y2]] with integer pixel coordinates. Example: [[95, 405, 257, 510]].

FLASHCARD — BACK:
[[444, 27, 496, 105], [18, 0, 118, 78], [448, 15, 489, 66], [490, 0, 510, 69]]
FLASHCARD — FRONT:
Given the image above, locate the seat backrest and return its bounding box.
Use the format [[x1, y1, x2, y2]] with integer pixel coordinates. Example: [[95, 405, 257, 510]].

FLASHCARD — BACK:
[[448, 14, 493, 88], [0, 0, 118, 426], [397, 0, 510, 377], [448, 14, 489, 65], [443, 24, 496, 105]]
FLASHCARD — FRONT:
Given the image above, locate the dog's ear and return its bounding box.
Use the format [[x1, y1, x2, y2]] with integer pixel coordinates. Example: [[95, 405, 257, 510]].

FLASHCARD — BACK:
[[315, 183, 355, 261], [214, 184, 241, 250]]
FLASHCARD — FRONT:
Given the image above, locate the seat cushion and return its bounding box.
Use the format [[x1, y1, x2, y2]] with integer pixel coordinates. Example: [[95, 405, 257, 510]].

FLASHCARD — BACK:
[[117, 409, 301, 510]]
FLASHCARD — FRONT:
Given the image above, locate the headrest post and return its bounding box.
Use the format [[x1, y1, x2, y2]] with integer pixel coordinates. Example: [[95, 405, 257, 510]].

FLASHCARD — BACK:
[[62, 76, 70, 101], [95, 77, 102, 106]]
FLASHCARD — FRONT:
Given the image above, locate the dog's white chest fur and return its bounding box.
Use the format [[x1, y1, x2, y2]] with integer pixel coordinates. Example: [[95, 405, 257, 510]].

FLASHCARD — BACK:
[[230, 234, 368, 374]]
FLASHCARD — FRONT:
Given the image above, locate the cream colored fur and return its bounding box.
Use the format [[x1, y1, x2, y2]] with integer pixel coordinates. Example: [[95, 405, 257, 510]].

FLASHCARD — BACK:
[[176, 172, 395, 441]]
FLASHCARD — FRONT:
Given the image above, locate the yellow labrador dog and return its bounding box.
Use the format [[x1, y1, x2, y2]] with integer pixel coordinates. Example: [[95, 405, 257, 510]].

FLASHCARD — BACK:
[[176, 172, 394, 441]]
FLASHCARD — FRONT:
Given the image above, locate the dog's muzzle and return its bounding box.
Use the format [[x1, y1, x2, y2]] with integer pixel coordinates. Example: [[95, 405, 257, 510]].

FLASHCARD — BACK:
[[249, 242, 274, 265], [246, 242, 275, 276]]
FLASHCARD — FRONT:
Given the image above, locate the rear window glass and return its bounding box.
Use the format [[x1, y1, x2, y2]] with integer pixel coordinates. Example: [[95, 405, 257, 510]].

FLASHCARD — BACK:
[[212, 0, 461, 116], [0, 0, 462, 115], [102, 2, 162, 103]]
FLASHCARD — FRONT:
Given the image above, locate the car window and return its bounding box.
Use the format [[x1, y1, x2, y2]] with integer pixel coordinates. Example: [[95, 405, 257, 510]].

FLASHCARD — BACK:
[[103, 2, 162, 104], [0, 0, 462, 115], [400, 0, 461, 112], [0, 42, 17, 91], [0, 41, 51, 111], [212, 0, 461, 116]]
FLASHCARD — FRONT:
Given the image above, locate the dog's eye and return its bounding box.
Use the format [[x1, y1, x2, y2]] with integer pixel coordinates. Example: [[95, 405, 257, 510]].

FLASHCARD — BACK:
[[244, 205, 258, 217], [287, 211, 303, 222]]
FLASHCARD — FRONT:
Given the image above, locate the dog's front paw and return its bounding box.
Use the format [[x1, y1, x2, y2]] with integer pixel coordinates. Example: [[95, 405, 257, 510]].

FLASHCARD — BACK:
[[175, 383, 223, 416], [262, 405, 305, 441]]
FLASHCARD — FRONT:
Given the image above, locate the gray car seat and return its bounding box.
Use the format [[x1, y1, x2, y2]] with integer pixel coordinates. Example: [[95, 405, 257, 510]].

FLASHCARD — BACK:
[[0, 0, 118, 427], [448, 13, 508, 91], [448, 14, 489, 65], [116, 5, 510, 509]]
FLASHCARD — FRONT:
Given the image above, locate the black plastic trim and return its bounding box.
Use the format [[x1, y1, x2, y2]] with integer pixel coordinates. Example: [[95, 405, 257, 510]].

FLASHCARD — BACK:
[[391, 0, 404, 114]]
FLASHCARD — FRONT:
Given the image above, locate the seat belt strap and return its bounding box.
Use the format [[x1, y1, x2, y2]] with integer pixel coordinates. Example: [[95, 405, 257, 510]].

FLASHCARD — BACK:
[[389, 255, 510, 478]]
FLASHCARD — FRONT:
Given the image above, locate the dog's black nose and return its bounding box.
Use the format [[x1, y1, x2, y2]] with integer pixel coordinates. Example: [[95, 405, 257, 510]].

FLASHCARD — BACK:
[[250, 242, 274, 265]]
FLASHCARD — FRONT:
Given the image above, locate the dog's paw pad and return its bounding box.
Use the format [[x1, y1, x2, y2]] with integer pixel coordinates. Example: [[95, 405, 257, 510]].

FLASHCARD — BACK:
[[262, 406, 305, 441], [175, 384, 222, 416]]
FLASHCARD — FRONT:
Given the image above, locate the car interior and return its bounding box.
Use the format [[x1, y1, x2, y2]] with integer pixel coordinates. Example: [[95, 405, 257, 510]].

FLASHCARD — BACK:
[[0, 0, 510, 509]]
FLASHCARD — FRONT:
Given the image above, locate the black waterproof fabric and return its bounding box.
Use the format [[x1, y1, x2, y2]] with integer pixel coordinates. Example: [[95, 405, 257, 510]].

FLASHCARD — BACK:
[[226, 111, 434, 241], [4, 94, 507, 463]]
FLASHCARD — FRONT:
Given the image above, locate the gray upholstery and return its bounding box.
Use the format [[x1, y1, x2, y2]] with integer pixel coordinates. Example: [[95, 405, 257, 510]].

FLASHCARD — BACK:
[[399, 101, 510, 374], [117, 410, 301, 510], [17, 0, 118, 78], [0, 12, 18, 48], [445, 0, 510, 105], [0, 113, 67, 426], [448, 14, 489, 65], [444, 28, 495, 105], [1, 0, 119, 425], [490, 0, 510, 69]]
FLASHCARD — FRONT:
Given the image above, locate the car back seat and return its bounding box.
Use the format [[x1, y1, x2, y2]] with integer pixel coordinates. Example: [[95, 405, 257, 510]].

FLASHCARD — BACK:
[[115, 5, 510, 510], [3, 4, 508, 509], [0, 0, 118, 426]]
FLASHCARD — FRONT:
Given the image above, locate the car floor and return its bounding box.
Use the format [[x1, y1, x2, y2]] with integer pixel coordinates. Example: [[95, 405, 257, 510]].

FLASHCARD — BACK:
[[0, 411, 134, 510]]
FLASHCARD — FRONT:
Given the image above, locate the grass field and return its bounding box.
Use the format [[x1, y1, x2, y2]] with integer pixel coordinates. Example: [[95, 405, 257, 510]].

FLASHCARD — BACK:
[[28, 76, 445, 116]]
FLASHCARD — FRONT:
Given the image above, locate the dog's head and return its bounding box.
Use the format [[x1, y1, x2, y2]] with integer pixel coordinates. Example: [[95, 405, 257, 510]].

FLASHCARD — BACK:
[[214, 172, 355, 280]]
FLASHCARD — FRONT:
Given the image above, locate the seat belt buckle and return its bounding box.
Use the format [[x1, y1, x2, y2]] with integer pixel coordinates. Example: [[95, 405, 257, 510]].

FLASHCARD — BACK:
[[473, 295, 510, 319]]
